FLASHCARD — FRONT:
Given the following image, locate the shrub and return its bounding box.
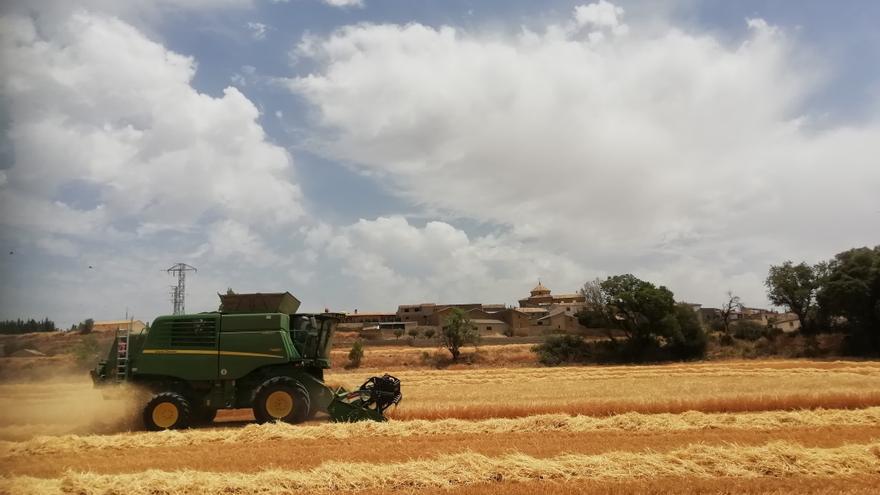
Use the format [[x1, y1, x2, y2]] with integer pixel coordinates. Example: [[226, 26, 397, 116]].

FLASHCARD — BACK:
[[732, 320, 768, 341], [77, 318, 95, 335], [532, 335, 592, 366], [407, 328, 420, 339], [423, 328, 436, 340], [347, 340, 364, 369]]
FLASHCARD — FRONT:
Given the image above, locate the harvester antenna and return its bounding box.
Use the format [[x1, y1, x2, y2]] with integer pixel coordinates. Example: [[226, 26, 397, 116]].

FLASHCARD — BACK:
[[166, 263, 197, 315]]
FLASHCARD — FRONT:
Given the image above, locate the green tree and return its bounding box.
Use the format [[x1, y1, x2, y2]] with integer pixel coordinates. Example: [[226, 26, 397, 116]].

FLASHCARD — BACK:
[[765, 261, 818, 332], [816, 246, 880, 354], [440, 308, 479, 360], [667, 304, 708, 359], [347, 339, 364, 368], [78, 318, 94, 335], [423, 328, 436, 340], [600, 274, 676, 344], [392, 328, 404, 340], [574, 274, 707, 361], [407, 328, 420, 339]]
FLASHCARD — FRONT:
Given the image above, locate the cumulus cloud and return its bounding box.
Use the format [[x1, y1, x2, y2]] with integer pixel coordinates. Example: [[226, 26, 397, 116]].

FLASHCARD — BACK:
[[0, 13, 302, 235], [287, 2, 880, 306], [0, 10, 303, 323], [574, 0, 628, 36], [303, 216, 588, 309]]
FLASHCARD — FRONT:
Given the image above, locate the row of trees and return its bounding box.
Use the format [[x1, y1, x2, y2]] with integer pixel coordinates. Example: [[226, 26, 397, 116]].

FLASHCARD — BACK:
[[766, 246, 879, 354], [0, 318, 56, 334]]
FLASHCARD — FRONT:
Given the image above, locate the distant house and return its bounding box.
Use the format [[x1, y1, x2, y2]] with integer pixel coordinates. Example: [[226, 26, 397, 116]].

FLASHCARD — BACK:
[[536, 308, 585, 333], [770, 314, 801, 333], [92, 320, 146, 333], [396, 302, 505, 326], [470, 319, 510, 335]]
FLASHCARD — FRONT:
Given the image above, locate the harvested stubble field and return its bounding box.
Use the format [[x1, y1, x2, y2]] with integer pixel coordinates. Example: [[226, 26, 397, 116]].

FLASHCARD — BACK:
[[1, 357, 880, 494]]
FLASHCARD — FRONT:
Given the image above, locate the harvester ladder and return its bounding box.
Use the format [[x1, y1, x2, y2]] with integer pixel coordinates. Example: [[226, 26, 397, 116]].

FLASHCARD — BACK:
[[116, 327, 130, 382]]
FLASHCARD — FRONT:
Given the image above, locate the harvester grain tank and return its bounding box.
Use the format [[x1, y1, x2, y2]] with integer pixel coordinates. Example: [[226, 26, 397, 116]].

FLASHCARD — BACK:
[[91, 292, 401, 430]]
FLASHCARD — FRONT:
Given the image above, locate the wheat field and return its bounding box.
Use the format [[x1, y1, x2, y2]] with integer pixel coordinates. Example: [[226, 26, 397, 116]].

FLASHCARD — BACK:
[[1, 358, 880, 494]]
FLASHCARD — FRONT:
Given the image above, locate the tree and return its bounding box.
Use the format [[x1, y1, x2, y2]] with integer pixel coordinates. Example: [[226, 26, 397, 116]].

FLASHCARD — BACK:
[[0, 318, 56, 334], [392, 328, 404, 340], [577, 279, 614, 335], [347, 340, 364, 368], [78, 318, 95, 335], [423, 328, 436, 340], [718, 291, 742, 334], [572, 274, 707, 362], [766, 261, 818, 332], [816, 246, 880, 354], [440, 308, 479, 360], [407, 328, 420, 339], [599, 274, 676, 345], [666, 304, 708, 360]]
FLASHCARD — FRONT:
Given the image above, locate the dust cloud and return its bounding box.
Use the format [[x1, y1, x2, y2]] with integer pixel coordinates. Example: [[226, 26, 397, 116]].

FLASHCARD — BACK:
[[0, 377, 144, 441]]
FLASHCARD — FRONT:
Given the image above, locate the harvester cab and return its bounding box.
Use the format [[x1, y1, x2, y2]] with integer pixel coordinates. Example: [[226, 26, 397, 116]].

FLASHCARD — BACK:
[[91, 292, 401, 430]]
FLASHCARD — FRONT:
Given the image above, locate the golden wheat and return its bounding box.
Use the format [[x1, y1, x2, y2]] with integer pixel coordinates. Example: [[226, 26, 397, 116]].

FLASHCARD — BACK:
[[330, 362, 880, 421], [3, 441, 880, 495], [4, 407, 880, 459]]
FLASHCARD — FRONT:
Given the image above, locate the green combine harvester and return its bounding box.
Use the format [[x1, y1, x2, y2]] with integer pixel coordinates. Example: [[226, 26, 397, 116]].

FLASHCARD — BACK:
[[91, 292, 401, 430]]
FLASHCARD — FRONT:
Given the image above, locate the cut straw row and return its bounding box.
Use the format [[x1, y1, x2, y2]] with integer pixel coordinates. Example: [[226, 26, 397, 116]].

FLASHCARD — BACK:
[[4, 440, 880, 495], [4, 406, 880, 458]]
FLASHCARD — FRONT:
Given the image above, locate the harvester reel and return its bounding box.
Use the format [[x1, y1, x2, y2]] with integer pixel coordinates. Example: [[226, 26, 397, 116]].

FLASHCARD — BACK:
[[328, 374, 402, 422], [355, 374, 402, 415]]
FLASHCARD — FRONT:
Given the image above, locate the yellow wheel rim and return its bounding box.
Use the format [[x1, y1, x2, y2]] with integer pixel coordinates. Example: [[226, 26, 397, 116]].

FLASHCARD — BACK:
[[266, 390, 294, 418], [152, 402, 179, 429]]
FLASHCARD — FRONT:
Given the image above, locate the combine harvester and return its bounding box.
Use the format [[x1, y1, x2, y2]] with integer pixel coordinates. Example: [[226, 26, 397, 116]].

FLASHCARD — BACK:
[[91, 292, 401, 430]]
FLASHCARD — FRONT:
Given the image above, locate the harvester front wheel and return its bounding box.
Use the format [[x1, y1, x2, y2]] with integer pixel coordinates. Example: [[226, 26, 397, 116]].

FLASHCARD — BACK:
[[253, 378, 310, 424], [143, 392, 191, 431]]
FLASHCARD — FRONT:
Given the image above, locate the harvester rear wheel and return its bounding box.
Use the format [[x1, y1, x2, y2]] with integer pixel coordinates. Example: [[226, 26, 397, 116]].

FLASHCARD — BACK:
[[253, 378, 310, 424], [143, 392, 191, 431]]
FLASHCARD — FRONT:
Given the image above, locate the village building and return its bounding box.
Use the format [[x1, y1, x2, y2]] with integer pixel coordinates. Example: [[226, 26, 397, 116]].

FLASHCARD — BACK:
[[535, 308, 584, 333], [470, 319, 510, 335], [770, 313, 801, 332], [518, 281, 586, 308], [396, 302, 503, 326]]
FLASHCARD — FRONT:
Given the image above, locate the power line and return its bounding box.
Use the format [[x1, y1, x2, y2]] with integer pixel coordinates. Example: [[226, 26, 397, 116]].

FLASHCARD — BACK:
[[166, 263, 197, 315]]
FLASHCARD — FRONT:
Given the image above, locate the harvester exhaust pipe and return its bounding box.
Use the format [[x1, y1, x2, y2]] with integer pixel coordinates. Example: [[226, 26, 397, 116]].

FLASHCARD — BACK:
[[327, 374, 402, 422]]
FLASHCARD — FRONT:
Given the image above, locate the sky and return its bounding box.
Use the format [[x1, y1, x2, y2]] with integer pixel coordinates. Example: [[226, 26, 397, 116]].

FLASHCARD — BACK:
[[0, 0, 878, 327]]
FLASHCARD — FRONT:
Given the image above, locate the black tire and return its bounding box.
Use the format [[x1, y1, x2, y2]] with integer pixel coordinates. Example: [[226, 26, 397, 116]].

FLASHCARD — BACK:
[[191, 405, 218, 425], [253, 377, 310, 424], [143, 392, 191, 431]]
